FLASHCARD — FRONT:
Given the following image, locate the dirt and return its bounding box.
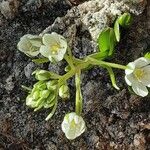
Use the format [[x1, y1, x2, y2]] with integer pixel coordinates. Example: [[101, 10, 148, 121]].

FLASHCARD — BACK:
[[0, 0, 150, 150]]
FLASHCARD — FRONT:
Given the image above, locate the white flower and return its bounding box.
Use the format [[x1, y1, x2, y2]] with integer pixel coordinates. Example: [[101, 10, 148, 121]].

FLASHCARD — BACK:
[[40, 32, 67, 62], [125, 57, 150, 97], [17, 34, 42, 56], [61, 112, 86, 140]]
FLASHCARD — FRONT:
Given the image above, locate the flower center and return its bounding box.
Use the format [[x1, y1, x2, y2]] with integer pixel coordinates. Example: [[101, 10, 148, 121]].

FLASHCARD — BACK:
[[51, 43, 61, 55], [134, 68, 144, 80]]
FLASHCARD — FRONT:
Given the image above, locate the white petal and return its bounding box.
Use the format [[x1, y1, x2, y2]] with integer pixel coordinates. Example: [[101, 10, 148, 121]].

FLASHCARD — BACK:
[[125, 74, 137, 86], [68, 112, 76, 122], [40, 45, 50, 58], [51, 49, 66, 62], [125, 75, 132, 86], [17, 37, 30, 52], [65, 127, 76, 140], [125, 62, 135, 75], [140, 65, 150, 86], [134, 57, 150, 68], [42, 34, 57, 46], [28, 51, 40, 56], [61, 122, 69, 133], [132, 82, 148, 97]]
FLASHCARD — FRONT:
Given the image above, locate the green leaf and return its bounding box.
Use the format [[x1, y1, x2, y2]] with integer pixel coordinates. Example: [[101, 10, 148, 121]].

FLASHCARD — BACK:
[[144, 52, 150, 59], [88, 51, 109, 60], [114, 20, 120, 42], [32, 58, 49, 64], [98, 28, 110, 52], [109, 28, 117, 56], [118, 13, 132, 28], [98, 28, 116, 57]]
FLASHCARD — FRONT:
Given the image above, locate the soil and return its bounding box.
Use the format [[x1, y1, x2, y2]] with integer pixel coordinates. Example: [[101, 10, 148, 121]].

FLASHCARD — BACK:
[[0, 0, 150, 150]]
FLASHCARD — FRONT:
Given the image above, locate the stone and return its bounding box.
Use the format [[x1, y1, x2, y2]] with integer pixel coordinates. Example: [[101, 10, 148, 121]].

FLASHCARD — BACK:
[[0, 0, 19, 19]]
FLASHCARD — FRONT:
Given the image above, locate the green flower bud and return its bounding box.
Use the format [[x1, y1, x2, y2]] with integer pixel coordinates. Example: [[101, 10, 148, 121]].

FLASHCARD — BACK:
[[46, 80, 57, 90], [32, 90, 40, 100], [34, 81, 47, 90], [40, 90, 50, 99], [26, 95, 37, 108], [26, 80, 58, 110], [33, 70, 52, 81], [59, 84, 70, 99], [17, 34, 42, 57], [32, 69, 60, 81]]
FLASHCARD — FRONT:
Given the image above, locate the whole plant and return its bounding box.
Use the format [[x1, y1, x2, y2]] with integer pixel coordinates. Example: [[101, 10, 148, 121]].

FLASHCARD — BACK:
[[17, 13, 150, 140]]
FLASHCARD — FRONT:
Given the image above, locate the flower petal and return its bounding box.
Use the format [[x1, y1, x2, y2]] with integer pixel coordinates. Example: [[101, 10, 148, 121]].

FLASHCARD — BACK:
[[40, 45, 50, 58], [132, 82, 148, 97], [43, 33, 58, 46], [125, 62, 135, 75], [134, 57, 150, 68], [140, 65, 150, 87], [125, 74, 137, 86]]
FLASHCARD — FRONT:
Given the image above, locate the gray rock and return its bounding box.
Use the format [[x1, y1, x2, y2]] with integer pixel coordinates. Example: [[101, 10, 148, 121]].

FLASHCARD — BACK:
[[5, 74, 14, 92], [24, 62, 35, 79], [0, 0, 19, 19]]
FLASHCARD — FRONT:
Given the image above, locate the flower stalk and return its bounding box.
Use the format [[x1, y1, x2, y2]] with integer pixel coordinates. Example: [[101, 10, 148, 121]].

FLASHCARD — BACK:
[[75, 69, 82, 116]]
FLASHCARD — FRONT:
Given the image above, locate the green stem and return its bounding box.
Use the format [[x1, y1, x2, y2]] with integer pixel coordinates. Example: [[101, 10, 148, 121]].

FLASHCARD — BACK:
[[21, 85, 32, 91], [64, 54, 74, 69], [45, 88, 59, 121], [58, 69, 75, 87], [45, 98, 58, 121], [67, 47, 73, 58], [87, 57, 127, 70], [75, 69, 82, 116]]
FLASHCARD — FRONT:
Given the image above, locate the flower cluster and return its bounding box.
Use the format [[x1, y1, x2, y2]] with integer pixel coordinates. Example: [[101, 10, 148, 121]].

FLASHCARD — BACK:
[[26, 80, 58, 111], [59, 84, 70, 99], [18, 32, 67, 62]]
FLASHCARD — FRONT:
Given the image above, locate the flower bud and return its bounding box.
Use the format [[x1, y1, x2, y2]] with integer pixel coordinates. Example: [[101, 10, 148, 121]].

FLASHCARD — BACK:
[[61, 112, 86, 140], [33, 70, 58, 81], [46, 80, 57, 90], [59, 84, 70, 99], [26, 80, 57, 110]]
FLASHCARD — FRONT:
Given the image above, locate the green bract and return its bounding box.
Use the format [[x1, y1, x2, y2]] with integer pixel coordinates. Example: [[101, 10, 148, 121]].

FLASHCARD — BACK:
[[61, 112, 86, 140], [17, 34, 42, 56], [40, 32, 68, 62]]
